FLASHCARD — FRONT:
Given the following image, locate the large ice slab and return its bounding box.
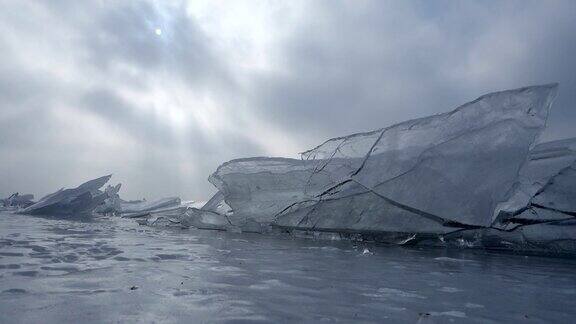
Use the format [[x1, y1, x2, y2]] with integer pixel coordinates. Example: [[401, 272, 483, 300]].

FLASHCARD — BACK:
[[208, 158, 322, 225], [210, 84, 559, 238], [19, 175, 118, 216]]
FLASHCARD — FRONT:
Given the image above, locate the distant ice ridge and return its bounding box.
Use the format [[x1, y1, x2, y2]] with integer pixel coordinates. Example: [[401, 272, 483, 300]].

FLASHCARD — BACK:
[[19, 175, 118, 216], [195, 83, 576, 254], [17, 175, 186, 218], [10, 173, 220, 230]]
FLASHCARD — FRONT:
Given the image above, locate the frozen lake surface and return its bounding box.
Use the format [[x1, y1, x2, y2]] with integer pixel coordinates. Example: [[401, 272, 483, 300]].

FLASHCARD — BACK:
[[1, 212, 575, 323]]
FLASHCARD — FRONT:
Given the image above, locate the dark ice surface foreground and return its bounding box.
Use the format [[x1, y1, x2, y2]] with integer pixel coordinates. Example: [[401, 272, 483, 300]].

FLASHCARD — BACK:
[[1, 212, 575, 323]]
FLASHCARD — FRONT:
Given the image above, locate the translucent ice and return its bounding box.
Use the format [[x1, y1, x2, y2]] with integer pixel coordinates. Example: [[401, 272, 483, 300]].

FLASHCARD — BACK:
[[120, 197, 182, 215], [94, 184, 122, 215], [19, 175, 119, 216], [196, 84, 576, 253], [210, 84, 559, 238], [180, 208, 232, 230], [496, 137, 576, 221], [488, 137, 576, 251]]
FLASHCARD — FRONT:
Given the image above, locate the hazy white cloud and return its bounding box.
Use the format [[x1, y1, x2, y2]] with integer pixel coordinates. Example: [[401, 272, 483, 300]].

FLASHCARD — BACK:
[[1, 0, 575, 200]]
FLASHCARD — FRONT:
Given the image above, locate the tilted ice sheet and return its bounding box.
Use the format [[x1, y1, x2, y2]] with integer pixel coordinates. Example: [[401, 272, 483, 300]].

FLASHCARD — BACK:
[[120, 197, 182, 214], [297, 84, 559, 229], [201, 191, 232, 216], [493, 137, 576, 236], [3, 212, 576, 323], [210, 84, 559, 235], [19, 175, 116, 216], [94, 184, 122, 214]]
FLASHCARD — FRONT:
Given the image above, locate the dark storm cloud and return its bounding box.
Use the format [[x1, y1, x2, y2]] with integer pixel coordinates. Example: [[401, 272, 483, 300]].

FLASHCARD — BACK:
[[1, 0, 575, 201], [82, 1, 230, 88], [251, 0, 576, 145]]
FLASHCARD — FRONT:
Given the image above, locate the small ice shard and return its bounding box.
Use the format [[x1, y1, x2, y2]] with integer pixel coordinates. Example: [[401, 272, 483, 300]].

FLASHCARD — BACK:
[[184, 200, 206, 209], [177, 191, 260, 232], [428, 311, 466, 318], [122, 201, 199, 230], [210, 84, 559, 236], [175, 198, 263, 232], [95, 184, 122, 215], [361, 248, 373, 255], [180, 208, 231, 230], [496, 137, 576, 221], [120, 197, 181, 215], [201, 191, 233, 216], [238, 218, 265, 233], [19, 175, 116, 216], [124, 205, 189, 219], [130, 202, 202, 227], [1, 193, 35, 209]]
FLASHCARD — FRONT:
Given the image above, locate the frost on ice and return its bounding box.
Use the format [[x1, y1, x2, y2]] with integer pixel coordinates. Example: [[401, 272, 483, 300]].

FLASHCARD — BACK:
[[205, 84, 576, 252]]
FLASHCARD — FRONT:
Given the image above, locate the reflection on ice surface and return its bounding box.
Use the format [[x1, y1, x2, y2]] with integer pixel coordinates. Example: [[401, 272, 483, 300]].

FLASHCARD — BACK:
[[1, 212, 576, 323]]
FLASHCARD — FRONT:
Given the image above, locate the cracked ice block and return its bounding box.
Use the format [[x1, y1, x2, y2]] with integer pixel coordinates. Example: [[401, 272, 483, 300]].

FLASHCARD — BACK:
[[211, 84, 559, 234]]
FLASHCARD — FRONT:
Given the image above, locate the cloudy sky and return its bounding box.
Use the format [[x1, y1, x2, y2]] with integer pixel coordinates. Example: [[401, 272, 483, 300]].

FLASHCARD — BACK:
[[1, 0, 575, 201]]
